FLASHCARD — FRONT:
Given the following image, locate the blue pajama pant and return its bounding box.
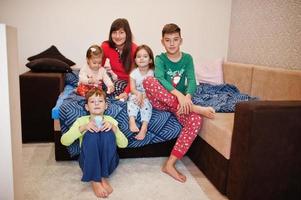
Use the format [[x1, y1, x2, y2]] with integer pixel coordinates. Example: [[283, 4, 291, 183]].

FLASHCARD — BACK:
[[78, 130, 119, 182]]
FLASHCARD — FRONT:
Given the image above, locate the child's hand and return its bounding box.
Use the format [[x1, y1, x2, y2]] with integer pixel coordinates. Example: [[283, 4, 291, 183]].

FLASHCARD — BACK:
[[92, 77, 99, 85], [116, 92, 128, 101], [87, 75, 98, 85], [85, 121, 99, 132], [87, 75, 94, 84], [176, 94, 192, 115], [107, 85, 115, 94], [100, 120, 115, 132], [140, 94, 146, 107], [135, 92, 143, 107]]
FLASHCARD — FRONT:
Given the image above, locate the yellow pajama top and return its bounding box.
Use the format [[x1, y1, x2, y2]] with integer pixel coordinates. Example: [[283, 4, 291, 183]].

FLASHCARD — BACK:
[[61, 115, 128, 148]]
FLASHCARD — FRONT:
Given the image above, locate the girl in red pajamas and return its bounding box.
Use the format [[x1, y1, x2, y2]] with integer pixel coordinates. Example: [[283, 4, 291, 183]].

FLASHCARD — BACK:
[[143, 23, 215, 183]]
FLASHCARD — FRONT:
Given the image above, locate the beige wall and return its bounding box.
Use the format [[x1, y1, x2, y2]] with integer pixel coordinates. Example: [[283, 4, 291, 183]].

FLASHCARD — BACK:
[[0, 0, 232, 74], [0, 1, 231, 198], [228, 0, 301, 70]]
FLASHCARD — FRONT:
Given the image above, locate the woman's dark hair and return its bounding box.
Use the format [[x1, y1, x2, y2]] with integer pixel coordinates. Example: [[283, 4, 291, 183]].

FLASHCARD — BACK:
[[108, 18, 133, 73], [134, 44, 155, 70]]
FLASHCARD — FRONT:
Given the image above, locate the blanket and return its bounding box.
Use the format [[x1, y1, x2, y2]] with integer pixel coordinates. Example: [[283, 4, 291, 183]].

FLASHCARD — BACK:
[[192, 83, 258, 112]]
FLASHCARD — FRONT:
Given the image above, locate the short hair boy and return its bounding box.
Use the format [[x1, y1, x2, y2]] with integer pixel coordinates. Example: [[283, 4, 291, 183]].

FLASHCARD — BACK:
[[143, 23, 215, 183]]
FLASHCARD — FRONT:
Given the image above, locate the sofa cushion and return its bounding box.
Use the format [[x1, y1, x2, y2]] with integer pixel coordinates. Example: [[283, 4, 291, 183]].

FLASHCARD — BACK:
[[26, 58, 72, 73], [196, 58, 224, 85], [251, 66, 301, 100], [223, 62, 253, 95], [28, 45, 75, 66], [198, 113, 234, 159]]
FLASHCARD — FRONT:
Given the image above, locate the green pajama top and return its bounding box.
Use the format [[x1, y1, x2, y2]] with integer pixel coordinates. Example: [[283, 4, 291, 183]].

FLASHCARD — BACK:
[[154, 52, 197, 95]]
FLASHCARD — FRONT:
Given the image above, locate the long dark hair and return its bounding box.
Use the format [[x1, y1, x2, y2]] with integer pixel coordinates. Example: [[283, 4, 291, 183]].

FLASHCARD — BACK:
[[108, 18, 133, 73]]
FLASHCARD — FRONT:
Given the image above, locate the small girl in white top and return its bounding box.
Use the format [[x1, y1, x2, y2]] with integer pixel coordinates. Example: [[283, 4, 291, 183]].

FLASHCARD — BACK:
[[77, 45, 115, 96], [127, 45, 154, 140]]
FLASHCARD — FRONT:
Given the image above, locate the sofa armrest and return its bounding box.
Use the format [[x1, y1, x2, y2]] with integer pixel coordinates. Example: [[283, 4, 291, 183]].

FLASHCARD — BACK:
[[227, 101, 301, 200], [20, 71, 65, 142]]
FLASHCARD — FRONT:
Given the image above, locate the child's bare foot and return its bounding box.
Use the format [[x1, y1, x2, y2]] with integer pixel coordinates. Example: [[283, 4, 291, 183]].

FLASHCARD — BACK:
[[135, 132, 146, 140], [192, 105, 215, 119], [161, 156, 186, 183], [92, 181, 108, 198], [135, 122, 147, 140], [129, 117, 139, 132], [102, 178, 113, 195]]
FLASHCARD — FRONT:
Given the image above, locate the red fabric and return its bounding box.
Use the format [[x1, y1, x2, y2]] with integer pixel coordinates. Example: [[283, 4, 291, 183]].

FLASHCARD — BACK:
[[143, 77, 203, 159], [101, 42, 137, 94], [124, 80, 131, 94], [76, 83, 103, 97]]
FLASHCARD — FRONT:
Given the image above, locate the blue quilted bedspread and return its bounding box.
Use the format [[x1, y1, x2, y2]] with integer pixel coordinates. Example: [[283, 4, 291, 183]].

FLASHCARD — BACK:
[[59, 91, 182, 157], [56, 72, 257, 157], [192, 83, 258, 112]]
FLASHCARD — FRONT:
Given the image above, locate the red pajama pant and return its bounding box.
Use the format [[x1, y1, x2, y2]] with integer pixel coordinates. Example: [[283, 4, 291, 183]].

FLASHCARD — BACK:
[[143, 77, 202, 159]]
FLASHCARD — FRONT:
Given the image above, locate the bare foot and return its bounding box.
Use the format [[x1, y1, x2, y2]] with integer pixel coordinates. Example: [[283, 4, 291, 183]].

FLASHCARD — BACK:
[[102, 178, 113, 195], [161, 156, 186, 183], [92, 181, 108, 198], [129, 117, 139, 132], [135, 122, 147, 140], [192, 105, 215, 119]]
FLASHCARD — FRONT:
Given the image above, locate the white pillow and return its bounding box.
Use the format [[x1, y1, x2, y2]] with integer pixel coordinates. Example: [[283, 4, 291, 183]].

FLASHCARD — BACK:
[[195, 58, 224, 85]]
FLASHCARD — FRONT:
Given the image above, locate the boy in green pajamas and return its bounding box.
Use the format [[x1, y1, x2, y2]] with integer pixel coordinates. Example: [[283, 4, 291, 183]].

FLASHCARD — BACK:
[[143, 23, 215, 182]]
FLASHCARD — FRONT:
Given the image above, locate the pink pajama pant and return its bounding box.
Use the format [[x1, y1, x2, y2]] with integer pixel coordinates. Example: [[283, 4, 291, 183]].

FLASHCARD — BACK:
[[143, 77, 202, 159]]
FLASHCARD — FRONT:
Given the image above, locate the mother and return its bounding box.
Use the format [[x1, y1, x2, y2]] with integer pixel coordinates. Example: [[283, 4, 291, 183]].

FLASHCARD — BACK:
[[101, 18, 137, 100]]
